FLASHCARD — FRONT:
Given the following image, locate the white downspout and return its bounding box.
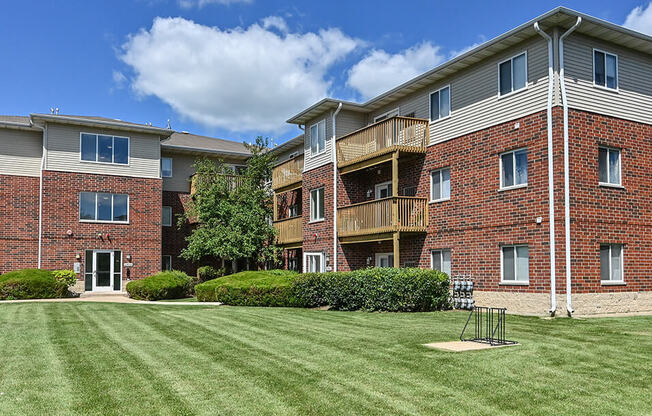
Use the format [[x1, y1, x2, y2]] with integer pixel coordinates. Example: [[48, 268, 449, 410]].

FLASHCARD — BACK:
[[331, 103, 342, 272], [534, 22, 557, 315], [32, 121, 47, 269], [560, 17, 582, 316]]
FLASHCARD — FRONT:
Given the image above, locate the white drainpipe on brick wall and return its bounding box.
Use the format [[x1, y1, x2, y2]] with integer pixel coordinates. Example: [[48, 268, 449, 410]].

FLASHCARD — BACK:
[[534, 22, 557, 315], [560, 17, 582, 316], [331, 103, 342, 272], [32, 120, 47, 269]]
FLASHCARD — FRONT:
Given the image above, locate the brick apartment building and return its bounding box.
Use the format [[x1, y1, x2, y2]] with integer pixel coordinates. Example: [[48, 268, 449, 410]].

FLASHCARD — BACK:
[[0, 114, 249, 292], [271, 7, 652, 315]]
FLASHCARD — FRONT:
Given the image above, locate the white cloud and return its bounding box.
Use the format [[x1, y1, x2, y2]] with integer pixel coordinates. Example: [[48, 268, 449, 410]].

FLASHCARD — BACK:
[[178, 0, 252, 8], [346, 42, 445, 100], [120, 17, 360, 132], [112, 71, 127, 89], [624, 2, 652, 35], [261, 16, 289, 33], [448, 36, 486, 59]]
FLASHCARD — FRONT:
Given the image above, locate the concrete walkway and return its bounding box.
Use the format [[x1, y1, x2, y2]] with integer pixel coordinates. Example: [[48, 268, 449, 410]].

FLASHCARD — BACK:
[[0, 294, 223, 306]]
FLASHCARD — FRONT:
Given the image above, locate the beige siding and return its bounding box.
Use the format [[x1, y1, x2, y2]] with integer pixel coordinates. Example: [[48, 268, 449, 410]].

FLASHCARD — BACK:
[[0, 128, 42, 177], [303, 113, 333, 172], [275, 144, 303, 166], [564, 33, 652, 125], [368, 36, 549, 145], [162, 152, 244, 192], [336, 110, 366, 138], [45, 123, 161, 178]]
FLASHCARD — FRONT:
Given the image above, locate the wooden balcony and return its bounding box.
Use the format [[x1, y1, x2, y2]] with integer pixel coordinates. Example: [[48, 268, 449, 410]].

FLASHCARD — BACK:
[[337, 197, 428, 242], [272, 155, 303, 192], [336, 117, 428, 173], [274, 216, 303, 247], [190, 174, 244, 195]]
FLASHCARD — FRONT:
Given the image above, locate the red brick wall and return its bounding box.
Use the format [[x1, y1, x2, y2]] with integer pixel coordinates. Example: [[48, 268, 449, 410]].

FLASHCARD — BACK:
[[40, 171, 162, 280], [303, 163, 334, 271], [567, 109, 652, 294], [0, 175, 39, 273]]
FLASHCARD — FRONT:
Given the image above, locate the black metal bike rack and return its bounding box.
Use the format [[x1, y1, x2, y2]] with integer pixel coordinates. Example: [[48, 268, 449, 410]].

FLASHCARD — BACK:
[[460, 306, 517, 346]]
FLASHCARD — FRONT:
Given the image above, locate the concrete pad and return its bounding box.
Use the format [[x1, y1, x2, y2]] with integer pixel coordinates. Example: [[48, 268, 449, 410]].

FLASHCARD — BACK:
[[423, 341, 519, 352]]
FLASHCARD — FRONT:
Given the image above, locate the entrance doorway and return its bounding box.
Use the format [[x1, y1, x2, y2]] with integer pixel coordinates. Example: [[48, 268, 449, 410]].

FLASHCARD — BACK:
[[85, 250, 122, 292]]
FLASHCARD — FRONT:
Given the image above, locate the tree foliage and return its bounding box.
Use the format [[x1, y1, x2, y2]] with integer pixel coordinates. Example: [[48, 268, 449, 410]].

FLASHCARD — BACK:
[[179, 136, 281, 266]]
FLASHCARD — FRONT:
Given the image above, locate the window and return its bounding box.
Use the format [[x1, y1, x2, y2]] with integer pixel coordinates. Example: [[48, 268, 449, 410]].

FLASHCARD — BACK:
[[288, 204, 299, 217], [80, 133, 129, 164], [162, 255, 172, 271], [403, 186, 417, 197], [309, 120, 326, 156], [430, 168, 450, 202], [501, 245, 529, 283], [594, 50, 618, 90], [600, 244, 624, 283], [375, 181, 392, 199], [79, 192, 128, 223], [374, 108, 399, 123], [599, 147, 621, 186], [162, 206, 172, 227], [429, 86, 451, 121], [310, 187, 324, 222], [498, 52, 527, 96], [304, 252, 324, 273], [500, 149, 527, 189], [161, 158, 173, 177], [431, 249, 451, 275], [375, 253, 394, 268]]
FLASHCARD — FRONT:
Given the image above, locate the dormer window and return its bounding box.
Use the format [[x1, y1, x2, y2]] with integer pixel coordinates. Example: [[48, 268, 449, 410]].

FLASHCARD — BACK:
[[81, 133, 129, 165]]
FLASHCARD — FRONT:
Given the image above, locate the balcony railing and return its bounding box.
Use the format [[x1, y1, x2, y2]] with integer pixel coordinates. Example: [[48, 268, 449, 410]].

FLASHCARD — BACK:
[[274, 216, 303, 245], [337, 197, 428, 238], [190, 174, 244, 195], [272, 155, 303, 191], [336, 117, 428, 167]]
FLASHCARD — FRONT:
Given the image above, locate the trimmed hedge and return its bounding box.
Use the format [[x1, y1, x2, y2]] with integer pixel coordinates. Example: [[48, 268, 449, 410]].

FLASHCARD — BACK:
[[0, 269, 71, 300], [196, 268, 450, 312], [197, 265, 226, 282], [126, 271, 193, 300]]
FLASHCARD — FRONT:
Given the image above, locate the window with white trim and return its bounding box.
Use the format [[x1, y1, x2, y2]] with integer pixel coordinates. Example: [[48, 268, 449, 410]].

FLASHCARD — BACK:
[[162, 255, 172, 271], [500, 149, 527, 189], [310, 187, 324, 222], [79, 192, 128, 223], [309, 120, 326, 156], [162, 206, 172, 227], [498, 52, 527, 96], [161, 158, 173, 177], [600, 244, 623, 283], [431, 249, 451, 275], [598, 147, 621, 186], [594, 50, 618, 90], [501, 245, 529, 283], [305, 252, 324, 273], [429, 86, 450, 121], [81, 133, 129, 164], [430, 168, 450, 201], [374, 108, 399, 122], [375, 253, 394, 268]]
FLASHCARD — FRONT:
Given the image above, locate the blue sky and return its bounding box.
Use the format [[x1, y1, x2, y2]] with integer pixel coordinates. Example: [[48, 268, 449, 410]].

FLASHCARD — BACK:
[[1, 0, 650, 145]]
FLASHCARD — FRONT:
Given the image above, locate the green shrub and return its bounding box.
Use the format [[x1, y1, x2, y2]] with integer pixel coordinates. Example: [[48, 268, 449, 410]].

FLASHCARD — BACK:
[[53, 270, 77, 288], [0, 269, 70, 300], [197, 265, 226, 282], [126, 271, 193, 300], [195, 270, 299, 305]]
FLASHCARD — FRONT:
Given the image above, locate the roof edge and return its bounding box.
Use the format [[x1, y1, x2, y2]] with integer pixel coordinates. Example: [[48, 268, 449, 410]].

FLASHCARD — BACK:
[[30, 114, 173, 136]]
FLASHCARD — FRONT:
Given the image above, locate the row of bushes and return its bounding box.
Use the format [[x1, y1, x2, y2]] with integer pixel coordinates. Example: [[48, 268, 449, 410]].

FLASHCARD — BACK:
[[195, 268, 450, 312], [0, 269, 77, 300], [125, 271, 196, 300]]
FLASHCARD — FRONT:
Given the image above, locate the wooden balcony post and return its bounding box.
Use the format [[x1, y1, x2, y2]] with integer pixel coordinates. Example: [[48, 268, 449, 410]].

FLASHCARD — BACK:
[[273, 193, 278, 221], [393, 232, 400, 268], [391, 151, 399, 197]]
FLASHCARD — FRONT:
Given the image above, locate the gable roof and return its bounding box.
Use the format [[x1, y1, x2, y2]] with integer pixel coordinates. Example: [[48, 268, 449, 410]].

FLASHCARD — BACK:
[[161, 131, 251, 159]]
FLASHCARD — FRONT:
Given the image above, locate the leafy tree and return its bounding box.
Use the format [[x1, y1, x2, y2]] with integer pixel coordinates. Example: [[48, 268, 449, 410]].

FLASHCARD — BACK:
[[179, 136, 281, 267]]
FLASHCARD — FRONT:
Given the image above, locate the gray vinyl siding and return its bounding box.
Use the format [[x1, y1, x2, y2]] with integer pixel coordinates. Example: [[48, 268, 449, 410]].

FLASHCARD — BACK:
[[0, 128, 42, 177], [303, 113, 333, 172], [367, 36, 549, 145], [162, 153, 244, 192], [275, 145, 303, 166], [336, 110, 367, 138], [564, 32, 652, 125], [45, 123, 161, 178]]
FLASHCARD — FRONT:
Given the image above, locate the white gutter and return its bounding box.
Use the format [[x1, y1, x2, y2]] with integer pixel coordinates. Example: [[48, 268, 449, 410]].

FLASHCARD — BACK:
[[331, 103, 342, 272], [560, 17, 582, 316], [534, 22, 557, 315]]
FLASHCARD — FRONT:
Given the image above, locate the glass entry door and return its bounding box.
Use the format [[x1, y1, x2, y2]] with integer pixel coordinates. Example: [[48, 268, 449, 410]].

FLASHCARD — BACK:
[[93, 251, 113, 291]]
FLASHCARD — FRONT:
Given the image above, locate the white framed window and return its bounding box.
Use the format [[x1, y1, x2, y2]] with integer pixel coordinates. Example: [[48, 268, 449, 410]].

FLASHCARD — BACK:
[[288, 204, 299, 218], [161, 158, 173, 178], [429, 86, 451, 121], [500, 148, 528, 189], [309, 119, 326, 156], [501, 245, 529, 284], [162, 255, 172, 271], [80, 133, 129, 165], [310, 187, 324, 222], [431, 249, 451, 275], [594, 49, 618, 90], [375, 253, 394, 268], [375, 181, 392, 199], [498, 52, 527, 96], [374, 108, 399, 123], [304, 252, 325, 273], [162, 206, 172, 227], [598, 147, 621, 186], [79, 192, 129, 223], [430, 168, 450, 202], [600, 244, 624, 283], [403, 186, 417, 197]]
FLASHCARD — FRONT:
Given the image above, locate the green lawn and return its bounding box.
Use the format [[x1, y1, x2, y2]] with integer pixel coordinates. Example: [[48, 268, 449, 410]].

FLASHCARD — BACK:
[[0, 303, 650, 415]]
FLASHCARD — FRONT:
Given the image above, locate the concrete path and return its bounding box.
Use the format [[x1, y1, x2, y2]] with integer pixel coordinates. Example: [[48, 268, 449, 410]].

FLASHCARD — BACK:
[[0, 294, 222, 306]]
